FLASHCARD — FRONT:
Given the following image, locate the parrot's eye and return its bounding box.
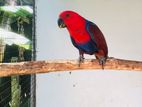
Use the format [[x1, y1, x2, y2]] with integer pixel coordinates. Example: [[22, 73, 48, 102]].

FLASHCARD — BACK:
[[66, 14, 70, 18]]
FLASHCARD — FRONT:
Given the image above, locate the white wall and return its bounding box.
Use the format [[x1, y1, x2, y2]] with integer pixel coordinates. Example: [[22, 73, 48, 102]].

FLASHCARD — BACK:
[[36, 0, 142, 107]]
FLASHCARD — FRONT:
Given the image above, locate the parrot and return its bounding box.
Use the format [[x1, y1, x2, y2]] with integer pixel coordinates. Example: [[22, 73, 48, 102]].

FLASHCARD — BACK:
[[58, 10, 108, 68]]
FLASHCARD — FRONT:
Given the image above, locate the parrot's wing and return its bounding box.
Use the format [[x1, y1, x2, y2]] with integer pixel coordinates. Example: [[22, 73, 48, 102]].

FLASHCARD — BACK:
[[86, 21, 108, 57], [86, 21, 98, 47]]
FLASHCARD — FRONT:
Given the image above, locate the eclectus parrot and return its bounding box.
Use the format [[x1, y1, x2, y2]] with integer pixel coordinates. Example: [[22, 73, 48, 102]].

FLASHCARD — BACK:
[[58, 10, 108, 68]]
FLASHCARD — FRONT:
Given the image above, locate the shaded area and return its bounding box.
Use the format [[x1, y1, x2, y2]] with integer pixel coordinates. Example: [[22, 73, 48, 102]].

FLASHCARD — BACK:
[[0, 3, 33, 107]]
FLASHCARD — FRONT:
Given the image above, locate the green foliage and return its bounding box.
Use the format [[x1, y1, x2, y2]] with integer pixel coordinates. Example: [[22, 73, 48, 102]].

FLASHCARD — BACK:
[[10, 76, 21, 107], [0, 8, 15, 26], [15, 9, 32, 23], [0, 7, 33, 40]]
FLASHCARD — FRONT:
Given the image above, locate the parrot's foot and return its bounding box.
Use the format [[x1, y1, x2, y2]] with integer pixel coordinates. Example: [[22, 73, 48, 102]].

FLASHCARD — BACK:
[[78, 56, 85, 67], [98, 57, 106, 69]]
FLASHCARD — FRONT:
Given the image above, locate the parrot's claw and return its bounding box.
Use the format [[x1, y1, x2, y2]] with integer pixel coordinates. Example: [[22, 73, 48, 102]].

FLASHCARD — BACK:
[[78, 56, 85, 67], [98, 57, 106, 69]]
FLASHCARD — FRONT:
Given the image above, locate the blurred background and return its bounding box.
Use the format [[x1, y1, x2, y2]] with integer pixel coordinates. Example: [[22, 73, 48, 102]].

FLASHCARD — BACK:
[[36, 0, 142, 107], [0, 0, 34, 107]]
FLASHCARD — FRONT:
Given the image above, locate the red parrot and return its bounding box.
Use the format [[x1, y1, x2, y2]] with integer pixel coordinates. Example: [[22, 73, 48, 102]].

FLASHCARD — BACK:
[[58, 10, 108, 68]]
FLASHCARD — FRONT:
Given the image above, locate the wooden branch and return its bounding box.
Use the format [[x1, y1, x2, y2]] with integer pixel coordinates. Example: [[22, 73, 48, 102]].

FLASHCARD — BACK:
[[0, 57, 142, 77]]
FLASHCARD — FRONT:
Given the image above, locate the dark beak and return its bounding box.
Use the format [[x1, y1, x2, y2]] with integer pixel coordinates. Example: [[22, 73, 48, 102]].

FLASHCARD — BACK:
[[58, 18, 66, 28]]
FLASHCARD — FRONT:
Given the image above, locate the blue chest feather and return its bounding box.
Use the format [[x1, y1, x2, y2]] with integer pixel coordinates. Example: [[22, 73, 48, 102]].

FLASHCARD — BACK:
[[71, 37, 98, 55]]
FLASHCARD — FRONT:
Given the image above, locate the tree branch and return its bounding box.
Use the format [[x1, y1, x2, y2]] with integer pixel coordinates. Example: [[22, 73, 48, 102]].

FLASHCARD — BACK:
[[0, 57, 142, 77]]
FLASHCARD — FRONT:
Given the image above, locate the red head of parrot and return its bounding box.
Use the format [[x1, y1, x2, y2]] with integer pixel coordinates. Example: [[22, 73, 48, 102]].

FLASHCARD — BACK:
[[58, 10, 91, 44]]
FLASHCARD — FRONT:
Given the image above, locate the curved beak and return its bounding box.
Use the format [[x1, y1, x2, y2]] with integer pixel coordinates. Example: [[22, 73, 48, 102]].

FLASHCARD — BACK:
[[58, 18, 66, 28]]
